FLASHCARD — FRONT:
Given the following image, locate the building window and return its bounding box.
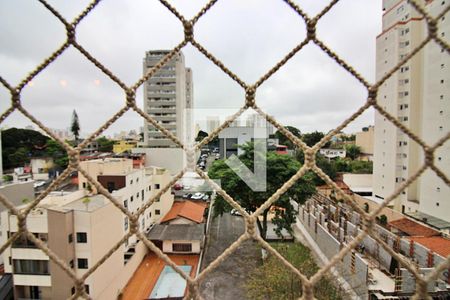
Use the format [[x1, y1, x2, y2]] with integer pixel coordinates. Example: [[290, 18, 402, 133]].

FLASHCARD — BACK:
[[131, 196, 134, 202], [68, 234, 73, 243], [149, 185, 151, 191], [155, 184, 160, 189], [71, 287, 75, 295], [70, 260, 74, 268], [141, 190, 144, 200], [130, 179, 133, 185], [13, 259, 50, 275], [77, 258, 88, 269], [76, 232, 87, 243], [441, 79, 444, 84], [85, 285, 90, 295], [124, 200, 128, 208], [437, 187, 441, 192], [436, 203, 440, 206], [124, 218, 129, 231], [155, 209, 160, 215], [172, 243, 192, 252]]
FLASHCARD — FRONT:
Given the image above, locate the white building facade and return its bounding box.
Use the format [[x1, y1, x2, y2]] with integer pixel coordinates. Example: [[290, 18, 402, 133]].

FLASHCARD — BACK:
[[373, 0, 450, 230], [143, 50, 193, 147]]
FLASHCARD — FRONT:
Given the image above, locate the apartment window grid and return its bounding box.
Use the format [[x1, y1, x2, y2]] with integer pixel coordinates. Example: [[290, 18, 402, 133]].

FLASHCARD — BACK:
[[0, 1, 448, 299]]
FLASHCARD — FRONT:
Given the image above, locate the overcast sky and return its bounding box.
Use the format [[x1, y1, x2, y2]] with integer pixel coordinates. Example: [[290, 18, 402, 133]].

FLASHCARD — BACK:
[[0, 0, 381, 137]]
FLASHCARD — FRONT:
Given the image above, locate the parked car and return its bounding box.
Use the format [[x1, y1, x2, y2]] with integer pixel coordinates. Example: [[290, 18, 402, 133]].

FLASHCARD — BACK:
[[201, 154, 208, 158], [202, 194, 210, 201], [182, 193, 192, 199], [183, 185, 191, 190], [191, 192, 205, 200], [212, 148, 219, 153]]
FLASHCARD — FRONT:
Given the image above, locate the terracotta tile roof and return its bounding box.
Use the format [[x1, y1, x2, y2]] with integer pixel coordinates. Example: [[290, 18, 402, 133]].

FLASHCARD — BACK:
[[389, 218, 439, 237], [161, 201, 206, 224], [408, 236, 450, 257]]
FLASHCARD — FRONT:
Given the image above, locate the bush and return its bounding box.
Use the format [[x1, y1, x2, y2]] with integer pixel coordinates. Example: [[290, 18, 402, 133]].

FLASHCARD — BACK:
[[246, 243, 343, 300]]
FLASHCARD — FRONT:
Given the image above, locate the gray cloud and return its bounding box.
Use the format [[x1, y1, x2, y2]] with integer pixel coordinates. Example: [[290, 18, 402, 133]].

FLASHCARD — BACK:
[[0, 0, 381, 136]]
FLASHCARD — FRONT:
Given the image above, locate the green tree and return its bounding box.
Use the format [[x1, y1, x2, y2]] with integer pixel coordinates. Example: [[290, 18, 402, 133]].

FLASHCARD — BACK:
[[246, 243, 343, 300], [274, 126, 301, 149], [208, 142, 316, 240], [96, 137, 114, 152], [295, 152, 337, 186], [71, 110, 80, 143], [345, 144, 361, 160], [195, 130, 208, 142], [44, 140, 68, 168], [8, 147, 28, 168], [349, 160, 373, 174], [2, 128, 50, 168], [301, 131, 331, 148]]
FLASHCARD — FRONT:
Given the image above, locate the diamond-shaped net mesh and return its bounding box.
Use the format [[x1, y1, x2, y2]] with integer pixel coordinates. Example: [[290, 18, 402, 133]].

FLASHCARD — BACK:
[[0, 0, 449, 299]]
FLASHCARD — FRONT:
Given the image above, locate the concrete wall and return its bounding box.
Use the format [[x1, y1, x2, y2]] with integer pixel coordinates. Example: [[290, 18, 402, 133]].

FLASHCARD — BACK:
[[97, 241, 148, 300], [298, 207, 369, 298], [47, 209, 75, 300], [352, 194, 404, 222], [132, 148, 185, 175]]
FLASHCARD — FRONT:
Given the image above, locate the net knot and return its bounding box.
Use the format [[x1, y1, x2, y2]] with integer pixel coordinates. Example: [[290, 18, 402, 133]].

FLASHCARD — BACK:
[[245, 86, 256, 107], [184, 21, 194, 41]]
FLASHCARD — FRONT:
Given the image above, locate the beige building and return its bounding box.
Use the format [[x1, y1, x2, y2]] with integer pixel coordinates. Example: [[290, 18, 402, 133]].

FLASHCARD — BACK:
[[1, 158, 175, 299], [143, 50, 193, 147], [373, 0, 450, 232], [30, 157, 55, 181], [355, 126, 374, 161]]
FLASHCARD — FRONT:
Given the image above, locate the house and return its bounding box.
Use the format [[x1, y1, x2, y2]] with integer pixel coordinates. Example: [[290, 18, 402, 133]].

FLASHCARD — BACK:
[[160, 201, 207, 225], [319, 148, 346, 159], [30, 157, 54, 180], [147, 224, 205, 254], [112, 140, 138, 154]]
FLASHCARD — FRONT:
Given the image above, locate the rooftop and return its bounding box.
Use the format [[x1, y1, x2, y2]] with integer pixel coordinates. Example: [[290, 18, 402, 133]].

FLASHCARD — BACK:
[[147, 224, 205, 241], [121, 253, 199, 300], [160, 201, 207, 224], [408, 236, 450, 257], [406, 211, 450, 230], [389, 218, 439, 237]]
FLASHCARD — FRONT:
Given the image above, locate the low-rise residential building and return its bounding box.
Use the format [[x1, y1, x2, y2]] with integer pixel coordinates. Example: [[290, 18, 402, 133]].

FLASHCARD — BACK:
[[113, 140, 138, 154], [218, 125, 270, 159], [355, 126, 374, 161], [147, 224, 205, 254], [30, 157, 54, 181], [160, 201, 207, 225], [319, 148, 346, 159], [1, 158, 175, 299]]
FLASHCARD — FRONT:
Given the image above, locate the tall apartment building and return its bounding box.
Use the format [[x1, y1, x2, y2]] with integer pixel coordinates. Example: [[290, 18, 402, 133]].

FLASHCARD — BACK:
[[373, 0, 450, 232], [1, 158, 174, 299], [143, 50, 193, 147]]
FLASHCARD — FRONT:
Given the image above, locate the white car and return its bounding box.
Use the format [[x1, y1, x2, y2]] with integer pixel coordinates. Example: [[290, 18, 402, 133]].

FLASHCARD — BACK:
[[191, 192, 205, 200]]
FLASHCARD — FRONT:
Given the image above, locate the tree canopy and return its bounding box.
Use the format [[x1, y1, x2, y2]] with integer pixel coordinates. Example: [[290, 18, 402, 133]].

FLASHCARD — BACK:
[[345, 144, 362, 160], [274, 126, 301, 149], [301, 131, 331, 148], [195, 130, 208, 142], [71, 110, 80, 142], [1, 128, 69, 169], [96, 137, 114, 152], [208, 142, 316, 239]]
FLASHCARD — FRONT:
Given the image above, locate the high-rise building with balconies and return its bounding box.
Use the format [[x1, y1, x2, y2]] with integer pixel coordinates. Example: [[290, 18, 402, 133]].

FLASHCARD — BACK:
[[143, 51, 193, 147], [373, 0, 450, 233]]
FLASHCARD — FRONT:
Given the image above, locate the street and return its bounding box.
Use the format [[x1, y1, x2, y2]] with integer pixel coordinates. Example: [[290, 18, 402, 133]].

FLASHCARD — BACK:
[[200, 213, 261, 300]]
